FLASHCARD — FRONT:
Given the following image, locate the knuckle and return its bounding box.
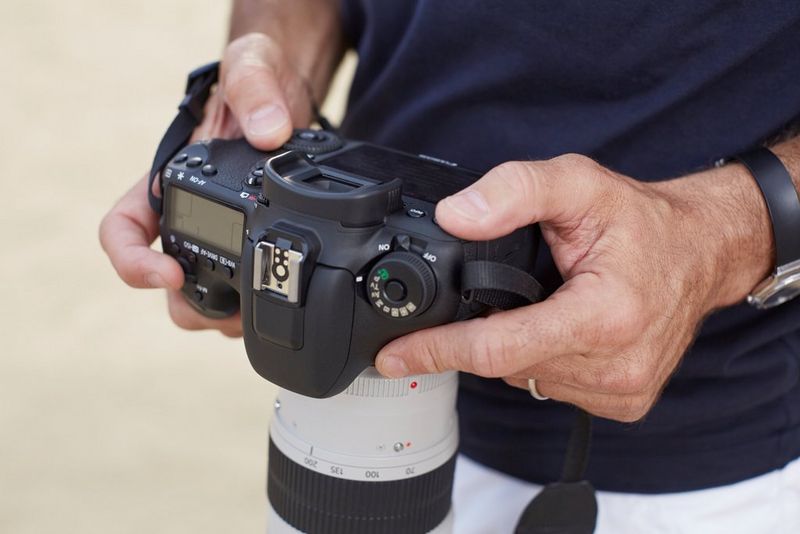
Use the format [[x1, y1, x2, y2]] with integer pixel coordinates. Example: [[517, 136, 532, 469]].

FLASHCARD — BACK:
[[549, 153, 599, 174], [491, 161, 538, 199], [548, 153, 623, 206], [581, 364, 607, 390], [417, 343, 446, 374], [614, 395, 653, 423], [222, 63, 275, 102], [623, 359, 654, 393], [120, 263, 144, 288], [468, 318, 526, 377], [114, 249, 149, 288], [467, 337, 498, 377], [538, 359, 591, 388], [593, 353, 655, 395], [225, 32, 279, 62], [598, 291, 645, 345], [397, 335, 446, 375]]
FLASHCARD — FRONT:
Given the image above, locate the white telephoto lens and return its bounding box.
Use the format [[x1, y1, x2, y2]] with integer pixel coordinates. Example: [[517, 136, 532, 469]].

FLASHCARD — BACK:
[[267, 368, 459, 533]]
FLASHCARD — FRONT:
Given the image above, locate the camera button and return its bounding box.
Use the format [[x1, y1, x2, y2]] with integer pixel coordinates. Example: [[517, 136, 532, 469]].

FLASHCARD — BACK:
[[246, 168, 265, 186], [177, 257, 197, 284], [223, 266, 235, 279], [186, 156, 203, 168], [169, 243, 180, 255], [177, 256, 191, 272], [173, 153, 188, 164], [186, 252, 197, 263], [201, 164, 217, 177], [204, 258, 215, 271], [193, 291, 204, 302], [406, 208, 426, 218], [296, 130, 327, 142], [384, 280, 407, 302]]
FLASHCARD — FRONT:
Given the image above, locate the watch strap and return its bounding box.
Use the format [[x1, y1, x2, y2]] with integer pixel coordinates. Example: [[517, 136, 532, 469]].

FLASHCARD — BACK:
[[735, 148, 800, 267]]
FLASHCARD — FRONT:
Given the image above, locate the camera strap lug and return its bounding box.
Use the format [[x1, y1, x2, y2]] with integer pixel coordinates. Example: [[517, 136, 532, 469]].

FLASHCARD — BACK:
[[461, 260, 545, 309]]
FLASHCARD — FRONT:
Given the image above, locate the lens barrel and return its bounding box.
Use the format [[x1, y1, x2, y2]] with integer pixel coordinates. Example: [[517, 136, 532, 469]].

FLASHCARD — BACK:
[[267, 370, 459, 534], [268, 440, 455, 533]]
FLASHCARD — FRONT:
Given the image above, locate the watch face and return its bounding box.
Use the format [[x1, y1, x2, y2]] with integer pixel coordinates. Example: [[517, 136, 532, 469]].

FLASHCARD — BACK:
[[748, 266, 800, 310], [763, 288, 800, 308]]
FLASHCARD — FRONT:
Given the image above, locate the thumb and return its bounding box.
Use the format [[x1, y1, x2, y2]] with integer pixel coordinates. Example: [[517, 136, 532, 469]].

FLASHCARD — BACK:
[[435, 155, 608, 241], [221, 33, 294, 150]]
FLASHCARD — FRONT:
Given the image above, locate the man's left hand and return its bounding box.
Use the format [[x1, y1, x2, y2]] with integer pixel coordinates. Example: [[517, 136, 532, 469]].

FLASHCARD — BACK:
[[375, 154, 773, 422]]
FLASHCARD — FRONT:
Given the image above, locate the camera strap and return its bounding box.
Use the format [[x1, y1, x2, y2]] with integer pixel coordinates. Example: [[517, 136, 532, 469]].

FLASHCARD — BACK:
[[461, 262, 597, 534], [148, 62, 221, 214]]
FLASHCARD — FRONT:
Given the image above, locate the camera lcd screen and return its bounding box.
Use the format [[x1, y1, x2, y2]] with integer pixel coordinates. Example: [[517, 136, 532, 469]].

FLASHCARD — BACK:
[[167, 188, 244, 257]]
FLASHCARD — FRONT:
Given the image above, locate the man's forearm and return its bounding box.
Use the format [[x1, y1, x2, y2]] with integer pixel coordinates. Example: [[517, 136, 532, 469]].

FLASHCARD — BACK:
[[229, 0, 344, 103]]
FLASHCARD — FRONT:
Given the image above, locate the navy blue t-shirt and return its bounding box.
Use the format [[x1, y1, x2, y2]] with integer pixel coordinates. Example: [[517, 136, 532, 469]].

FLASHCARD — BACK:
[[339, 0, 800, 493]]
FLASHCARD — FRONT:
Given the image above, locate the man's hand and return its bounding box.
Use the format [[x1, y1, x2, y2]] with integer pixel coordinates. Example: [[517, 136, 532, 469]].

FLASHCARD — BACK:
[[375, 153, 778, 422], [99, 14, 341, 336]]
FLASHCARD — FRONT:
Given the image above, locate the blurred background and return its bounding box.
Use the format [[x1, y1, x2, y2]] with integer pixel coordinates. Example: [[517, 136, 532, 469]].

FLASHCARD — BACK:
[[0, 1, 354, 532]]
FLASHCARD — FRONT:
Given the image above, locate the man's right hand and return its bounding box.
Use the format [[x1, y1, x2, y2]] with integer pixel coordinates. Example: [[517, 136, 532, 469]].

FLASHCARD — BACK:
[[98, 31, 324, 337]]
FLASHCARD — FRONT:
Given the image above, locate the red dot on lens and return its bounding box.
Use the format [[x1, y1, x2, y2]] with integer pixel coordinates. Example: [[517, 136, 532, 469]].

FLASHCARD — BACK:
[[410, 381, 418, 389], [406, 442, 412, 448]]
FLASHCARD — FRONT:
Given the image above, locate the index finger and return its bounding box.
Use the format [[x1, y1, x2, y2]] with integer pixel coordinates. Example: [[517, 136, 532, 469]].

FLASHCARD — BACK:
[[99, 176, 183, 290], [375, 274, 605, 378]]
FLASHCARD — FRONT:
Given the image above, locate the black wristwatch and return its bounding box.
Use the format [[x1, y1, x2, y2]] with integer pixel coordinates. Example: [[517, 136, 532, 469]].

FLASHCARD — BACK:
[[736, 148, 800, 309]]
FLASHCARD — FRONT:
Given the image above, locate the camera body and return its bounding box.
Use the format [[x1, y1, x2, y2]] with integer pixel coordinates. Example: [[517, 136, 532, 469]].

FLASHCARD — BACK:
[[159, 129, 537, 398]]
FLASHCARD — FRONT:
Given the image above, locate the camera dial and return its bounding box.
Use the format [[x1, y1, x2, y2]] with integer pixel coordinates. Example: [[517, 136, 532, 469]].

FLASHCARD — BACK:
[[367, 251, 436, 318], [283, 128, 344, 154]]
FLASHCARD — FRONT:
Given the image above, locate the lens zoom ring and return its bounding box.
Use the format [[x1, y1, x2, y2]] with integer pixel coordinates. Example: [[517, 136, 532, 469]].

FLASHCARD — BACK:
[[268, 439, 455, 534]]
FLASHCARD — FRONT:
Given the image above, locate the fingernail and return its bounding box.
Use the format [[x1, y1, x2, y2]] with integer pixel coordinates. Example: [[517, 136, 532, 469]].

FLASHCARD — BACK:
[[145, 273, 168, 289], [247, 104, 288, 137], [444, 190, 490, 221], [377, 355, 410, 378]]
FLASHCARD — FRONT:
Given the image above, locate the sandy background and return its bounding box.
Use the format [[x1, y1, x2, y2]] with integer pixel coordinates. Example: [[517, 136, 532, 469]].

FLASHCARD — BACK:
[[0, 1, 354, 532]]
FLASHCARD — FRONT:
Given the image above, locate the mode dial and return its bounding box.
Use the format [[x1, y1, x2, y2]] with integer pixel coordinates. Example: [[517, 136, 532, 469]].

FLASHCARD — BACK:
[[367, 252, 436, 319]]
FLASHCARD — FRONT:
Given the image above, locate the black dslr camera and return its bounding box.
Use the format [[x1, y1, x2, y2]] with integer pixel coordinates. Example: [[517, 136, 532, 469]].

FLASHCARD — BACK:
[[158, 128, 539, 397]]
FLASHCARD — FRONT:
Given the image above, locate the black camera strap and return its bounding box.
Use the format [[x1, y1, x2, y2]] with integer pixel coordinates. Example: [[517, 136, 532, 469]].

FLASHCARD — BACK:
[[148, 62, 221, 214], [461, 261, 597, 534]]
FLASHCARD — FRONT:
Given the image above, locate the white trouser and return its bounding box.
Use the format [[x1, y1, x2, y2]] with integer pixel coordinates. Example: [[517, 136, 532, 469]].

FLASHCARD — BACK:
[[452, 454, 800, 534]]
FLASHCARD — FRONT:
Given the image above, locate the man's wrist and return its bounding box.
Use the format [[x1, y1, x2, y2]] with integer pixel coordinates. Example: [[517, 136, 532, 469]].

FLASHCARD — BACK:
[[771, 139, 800, 194], [653, 161, 773, 310], [668, 137, 800, 310]]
